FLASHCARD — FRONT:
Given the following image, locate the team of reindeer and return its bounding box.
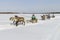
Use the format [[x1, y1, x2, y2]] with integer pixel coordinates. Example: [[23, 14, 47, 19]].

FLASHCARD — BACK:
[[9, 14, 55, 26]]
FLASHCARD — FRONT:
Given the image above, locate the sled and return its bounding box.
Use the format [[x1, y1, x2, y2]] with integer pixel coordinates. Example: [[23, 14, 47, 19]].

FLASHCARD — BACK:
[[26, 19, 38, 23]]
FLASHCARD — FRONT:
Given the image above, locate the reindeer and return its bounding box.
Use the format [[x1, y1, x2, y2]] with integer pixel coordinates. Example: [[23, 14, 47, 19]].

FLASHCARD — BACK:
[[10, 15, 25, 26]]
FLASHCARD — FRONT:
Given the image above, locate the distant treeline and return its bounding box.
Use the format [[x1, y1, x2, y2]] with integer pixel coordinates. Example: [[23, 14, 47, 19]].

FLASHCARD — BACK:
[[0, 12, 60, 14]]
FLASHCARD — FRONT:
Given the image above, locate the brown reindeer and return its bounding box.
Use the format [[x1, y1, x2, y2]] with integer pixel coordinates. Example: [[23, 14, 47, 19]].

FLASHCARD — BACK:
[[10, 16, 25, 26]]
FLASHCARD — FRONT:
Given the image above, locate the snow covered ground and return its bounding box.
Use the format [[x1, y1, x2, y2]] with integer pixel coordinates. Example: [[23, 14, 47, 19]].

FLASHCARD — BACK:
[[0, 14, 60, 40]]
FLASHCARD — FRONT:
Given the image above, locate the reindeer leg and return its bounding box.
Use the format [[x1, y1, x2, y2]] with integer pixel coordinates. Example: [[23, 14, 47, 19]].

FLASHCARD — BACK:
[[13, 21, 15, 24], [15, 21, 18, 26], [23, 21, 25, 25]]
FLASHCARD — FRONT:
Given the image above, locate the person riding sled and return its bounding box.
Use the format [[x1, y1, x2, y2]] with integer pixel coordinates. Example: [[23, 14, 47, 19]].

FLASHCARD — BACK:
[[31, 14, 36, 20]]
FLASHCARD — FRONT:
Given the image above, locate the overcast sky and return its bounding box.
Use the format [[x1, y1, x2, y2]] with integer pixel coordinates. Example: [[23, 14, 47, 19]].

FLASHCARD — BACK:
[[0, 0, 60, 12]]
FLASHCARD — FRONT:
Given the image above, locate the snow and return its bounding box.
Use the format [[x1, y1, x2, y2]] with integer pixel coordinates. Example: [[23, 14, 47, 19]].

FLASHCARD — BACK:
[[0, 14, 59, 40]]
